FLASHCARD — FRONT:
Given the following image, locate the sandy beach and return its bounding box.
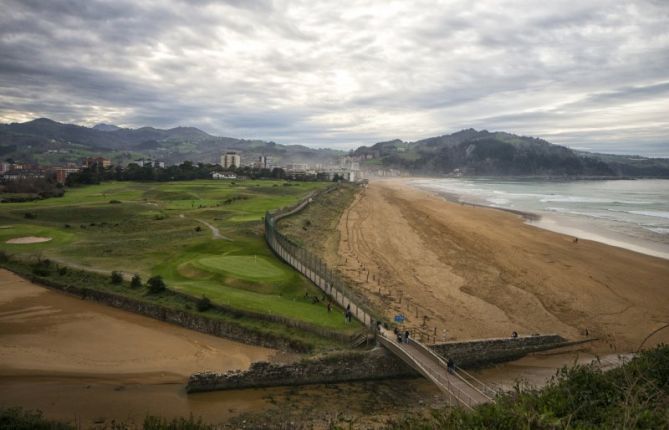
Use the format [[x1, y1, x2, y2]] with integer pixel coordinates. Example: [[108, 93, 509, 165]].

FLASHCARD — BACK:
[[333, 179, 669, 352]]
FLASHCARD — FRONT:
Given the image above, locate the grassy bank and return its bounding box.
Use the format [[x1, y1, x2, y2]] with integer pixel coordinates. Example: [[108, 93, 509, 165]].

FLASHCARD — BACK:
[[389, 345, 669, 429], [0, 254, 352, 351], [0, 180, 360, 334], [277, 183, 358, 262]]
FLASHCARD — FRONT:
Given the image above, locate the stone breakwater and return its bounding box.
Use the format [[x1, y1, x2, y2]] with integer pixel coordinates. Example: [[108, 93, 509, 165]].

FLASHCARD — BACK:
[[187, 348, 415, 393], [187, 334, 588, 392]]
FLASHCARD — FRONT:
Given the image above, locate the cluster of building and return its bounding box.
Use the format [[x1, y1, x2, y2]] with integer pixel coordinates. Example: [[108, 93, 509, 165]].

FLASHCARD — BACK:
[[216, 151, 360, 182], [1, 150, 362, 184]]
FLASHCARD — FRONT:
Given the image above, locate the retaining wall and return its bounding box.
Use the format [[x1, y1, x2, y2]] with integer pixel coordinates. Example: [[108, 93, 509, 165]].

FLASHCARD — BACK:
[[187, 347, 416, 393], [187, 334, 584, 392], [430, 334, 570, 368]]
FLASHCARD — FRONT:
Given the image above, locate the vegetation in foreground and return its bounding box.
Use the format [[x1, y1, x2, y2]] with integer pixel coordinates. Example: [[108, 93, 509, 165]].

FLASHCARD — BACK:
[[2, 345, 667, 429], [0, 180, 360, 335], [388, 344, 669, 430]]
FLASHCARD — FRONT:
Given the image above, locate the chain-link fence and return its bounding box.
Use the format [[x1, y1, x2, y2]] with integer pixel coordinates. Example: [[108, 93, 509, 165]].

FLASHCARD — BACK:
[[265, 187, 381, 330]]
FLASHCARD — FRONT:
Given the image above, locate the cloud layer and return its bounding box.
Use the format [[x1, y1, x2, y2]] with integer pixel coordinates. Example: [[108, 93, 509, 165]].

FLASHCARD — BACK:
[[1, 0, 668, 155]]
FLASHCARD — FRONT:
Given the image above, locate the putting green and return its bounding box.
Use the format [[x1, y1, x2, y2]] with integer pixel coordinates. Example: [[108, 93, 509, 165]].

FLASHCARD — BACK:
[[194, 255, 287, 282]]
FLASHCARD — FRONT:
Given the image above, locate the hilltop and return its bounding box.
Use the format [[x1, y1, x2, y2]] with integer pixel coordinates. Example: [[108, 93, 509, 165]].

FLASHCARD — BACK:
[[354, 129, 669, 177], [0, 118, 342, 166]]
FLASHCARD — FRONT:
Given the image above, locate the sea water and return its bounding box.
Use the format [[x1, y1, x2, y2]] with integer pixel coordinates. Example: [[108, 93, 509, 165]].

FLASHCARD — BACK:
[[410, 178, 669, 259]]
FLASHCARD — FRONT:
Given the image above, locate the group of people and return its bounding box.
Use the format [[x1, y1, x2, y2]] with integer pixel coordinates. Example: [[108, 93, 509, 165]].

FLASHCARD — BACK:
[[306, 291, 334, 313], [393, 326, 410, 344]]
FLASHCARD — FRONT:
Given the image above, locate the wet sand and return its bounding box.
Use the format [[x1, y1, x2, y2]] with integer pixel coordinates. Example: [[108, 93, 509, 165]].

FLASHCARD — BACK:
[[334, 179, 669, 352], [0, 269, 275, 425]]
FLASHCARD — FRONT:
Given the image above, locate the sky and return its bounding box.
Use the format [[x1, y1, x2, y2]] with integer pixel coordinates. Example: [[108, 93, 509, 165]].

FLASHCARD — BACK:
[[1, 0, 668, 156]]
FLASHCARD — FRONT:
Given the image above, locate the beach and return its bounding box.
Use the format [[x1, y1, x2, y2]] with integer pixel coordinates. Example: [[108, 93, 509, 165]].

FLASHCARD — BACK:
[[333, 179, 669, 352]]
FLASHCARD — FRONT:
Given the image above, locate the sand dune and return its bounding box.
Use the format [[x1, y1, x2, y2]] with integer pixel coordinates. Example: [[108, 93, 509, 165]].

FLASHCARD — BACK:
[[332, 180, 669, 352]]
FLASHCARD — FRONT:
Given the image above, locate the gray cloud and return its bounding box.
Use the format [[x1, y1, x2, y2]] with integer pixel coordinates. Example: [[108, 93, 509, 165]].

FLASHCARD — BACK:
[[0, 0, 668, 155]]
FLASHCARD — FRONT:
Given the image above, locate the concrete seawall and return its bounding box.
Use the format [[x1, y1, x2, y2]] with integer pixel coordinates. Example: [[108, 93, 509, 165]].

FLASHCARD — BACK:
[[187, 334, 588, 392]]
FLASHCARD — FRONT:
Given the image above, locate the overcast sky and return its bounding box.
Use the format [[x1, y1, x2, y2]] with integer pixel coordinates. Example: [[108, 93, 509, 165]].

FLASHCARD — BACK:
[[1, 0, 668, 155]]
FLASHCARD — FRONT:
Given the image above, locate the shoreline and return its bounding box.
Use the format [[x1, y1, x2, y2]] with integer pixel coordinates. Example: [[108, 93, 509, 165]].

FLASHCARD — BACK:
[[407, 178, 669, 261]]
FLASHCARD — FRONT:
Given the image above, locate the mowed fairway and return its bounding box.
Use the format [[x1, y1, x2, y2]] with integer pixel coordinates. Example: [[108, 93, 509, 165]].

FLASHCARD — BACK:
[[0, 180, 358, 331]]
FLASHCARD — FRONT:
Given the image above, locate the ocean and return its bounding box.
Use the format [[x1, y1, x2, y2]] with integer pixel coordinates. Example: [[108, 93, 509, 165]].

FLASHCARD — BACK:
[[409, 178, 669, 260]]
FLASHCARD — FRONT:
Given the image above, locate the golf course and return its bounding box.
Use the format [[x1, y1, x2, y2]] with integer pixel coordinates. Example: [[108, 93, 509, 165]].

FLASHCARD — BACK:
[[0, 179, 361, 336]]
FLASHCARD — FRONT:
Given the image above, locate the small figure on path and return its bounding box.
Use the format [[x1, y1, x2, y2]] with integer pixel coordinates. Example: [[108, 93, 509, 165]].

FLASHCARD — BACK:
[[404, 330, 410, 344], [511, 331, 518, 338], [447, 358, 455, 374]]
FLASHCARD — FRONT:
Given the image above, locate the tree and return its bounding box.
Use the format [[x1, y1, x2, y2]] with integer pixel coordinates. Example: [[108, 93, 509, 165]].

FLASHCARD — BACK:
[[131, 274, 142, 288], [147, 275, 166, 294], [110, 271, 123, 284]]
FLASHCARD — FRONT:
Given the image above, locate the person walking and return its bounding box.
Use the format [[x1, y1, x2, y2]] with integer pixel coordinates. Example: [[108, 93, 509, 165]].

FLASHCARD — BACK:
[[404, 330, 410, 344]]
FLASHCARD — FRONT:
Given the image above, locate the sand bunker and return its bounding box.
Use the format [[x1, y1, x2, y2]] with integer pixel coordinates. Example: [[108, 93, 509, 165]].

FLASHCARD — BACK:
[[5, 236, 52, 244]]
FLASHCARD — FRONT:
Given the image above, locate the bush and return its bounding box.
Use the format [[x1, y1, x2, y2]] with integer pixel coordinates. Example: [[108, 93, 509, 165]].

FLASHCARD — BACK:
[[195, 226, 202, 232], [23, 212, 36, 219], [109, 199, 122, 204], [110, 271, 123, 284], [131, 274, 142, 288], [147, 275, 166, 294], [0, 407, 73, 430], [196, 295, 212, 312], [57, 266, 67, 276], [31, 266, 50, 277]]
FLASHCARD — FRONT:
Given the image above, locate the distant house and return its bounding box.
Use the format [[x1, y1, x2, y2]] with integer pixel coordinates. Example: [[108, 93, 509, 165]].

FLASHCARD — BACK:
[[2, 169, 45, 181], [135, 158, 165, 168], [84, 157, 111, 168], [52, 167, 81, 184], [212, 172, 237, 180]]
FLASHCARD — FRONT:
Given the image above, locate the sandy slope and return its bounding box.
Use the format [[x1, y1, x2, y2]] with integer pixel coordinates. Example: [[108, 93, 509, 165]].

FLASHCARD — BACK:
[[332, 180, 669, 352]]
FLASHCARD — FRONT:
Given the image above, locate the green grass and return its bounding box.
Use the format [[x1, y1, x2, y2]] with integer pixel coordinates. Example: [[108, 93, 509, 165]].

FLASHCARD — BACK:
[[194, 255, 287, 281], [0, 179, 360, 333]]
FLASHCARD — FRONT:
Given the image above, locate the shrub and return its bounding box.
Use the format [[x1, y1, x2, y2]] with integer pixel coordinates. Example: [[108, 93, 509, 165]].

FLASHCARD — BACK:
[[23, 212, 36, 219], [109, 199, 122, 204], [195, 226, 202, 232], [57, 266, 67, 276], [196, 296, 212, 312], [147, 275, 166, 294], [31, 266, 50, 277], [0, 251, 9, 262], [131, 274, 142, 288], [0, 407, 73, 430], [110, 271, 123, 284]]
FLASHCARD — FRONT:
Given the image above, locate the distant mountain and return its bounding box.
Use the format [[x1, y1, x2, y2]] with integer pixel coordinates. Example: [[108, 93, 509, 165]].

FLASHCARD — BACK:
[[354, 129, 669, 178], [92, 123, 121, 132], [0, 118, 342, 166]]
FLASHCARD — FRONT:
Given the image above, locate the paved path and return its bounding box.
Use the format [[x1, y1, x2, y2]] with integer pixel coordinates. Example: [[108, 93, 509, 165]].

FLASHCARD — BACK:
[[378, 328, 494, 409]]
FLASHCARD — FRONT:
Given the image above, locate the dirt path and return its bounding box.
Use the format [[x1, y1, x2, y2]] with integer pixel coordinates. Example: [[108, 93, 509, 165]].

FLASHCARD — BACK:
[[331, 180, 669, 352], [194, 218, 233, 241]]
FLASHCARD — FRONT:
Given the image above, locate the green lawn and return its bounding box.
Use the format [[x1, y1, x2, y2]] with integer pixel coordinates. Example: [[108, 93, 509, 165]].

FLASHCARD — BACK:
[[0, 179, 359, 333]]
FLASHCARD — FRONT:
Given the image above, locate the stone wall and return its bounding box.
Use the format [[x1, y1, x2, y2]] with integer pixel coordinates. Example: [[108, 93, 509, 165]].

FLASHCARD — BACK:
[[187, 347, 416, 393], [430, 334, 572, 368], [187, 334, 588, 393]]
